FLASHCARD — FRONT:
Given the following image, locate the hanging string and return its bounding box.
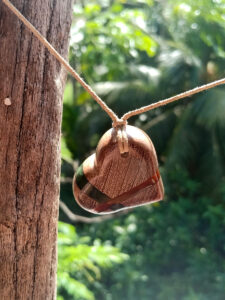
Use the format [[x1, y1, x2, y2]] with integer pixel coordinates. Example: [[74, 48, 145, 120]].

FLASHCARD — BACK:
[[2, 0, 119, 124], [3, 0, 225, 124], [122, 78, 225, 121], [3, 0, 225, 152]]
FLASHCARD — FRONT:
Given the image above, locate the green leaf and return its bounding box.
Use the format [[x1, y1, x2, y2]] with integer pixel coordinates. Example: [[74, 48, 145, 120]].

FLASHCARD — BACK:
[[61, 137, 73, 161], [58, 272, 95, 300], [63, 80, 74, 105]]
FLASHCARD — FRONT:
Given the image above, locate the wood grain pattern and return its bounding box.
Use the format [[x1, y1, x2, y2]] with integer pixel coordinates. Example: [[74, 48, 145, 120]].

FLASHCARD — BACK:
[[73, 125, 164, 214], [0, 0, 72, 298]]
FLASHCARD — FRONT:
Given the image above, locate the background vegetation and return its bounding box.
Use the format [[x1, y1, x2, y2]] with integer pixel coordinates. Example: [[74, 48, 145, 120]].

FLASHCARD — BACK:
[[58, 0, 225, 299]]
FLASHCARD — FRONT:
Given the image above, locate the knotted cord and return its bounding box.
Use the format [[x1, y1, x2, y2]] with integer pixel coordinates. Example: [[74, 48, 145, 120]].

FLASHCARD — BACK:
[[3, 0, 225, 153]]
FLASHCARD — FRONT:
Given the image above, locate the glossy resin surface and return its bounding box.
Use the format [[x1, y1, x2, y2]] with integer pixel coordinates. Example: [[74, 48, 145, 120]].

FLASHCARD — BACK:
[[73, 125, 164, 214]]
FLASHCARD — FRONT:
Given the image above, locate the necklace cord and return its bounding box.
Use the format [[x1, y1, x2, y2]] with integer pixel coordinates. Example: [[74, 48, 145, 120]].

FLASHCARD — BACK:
[[122, 78, 225, 120], [2, 0, 119, 123], [2, 0, 225, 126]]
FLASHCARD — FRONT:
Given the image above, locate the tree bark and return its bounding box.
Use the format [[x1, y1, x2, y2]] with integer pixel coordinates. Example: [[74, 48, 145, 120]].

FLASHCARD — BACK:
[[0, 0, 73, 299]]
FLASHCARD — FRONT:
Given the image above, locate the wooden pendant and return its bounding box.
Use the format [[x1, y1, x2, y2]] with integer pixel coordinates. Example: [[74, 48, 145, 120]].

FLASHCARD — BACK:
[[73, 125, 164, 214]]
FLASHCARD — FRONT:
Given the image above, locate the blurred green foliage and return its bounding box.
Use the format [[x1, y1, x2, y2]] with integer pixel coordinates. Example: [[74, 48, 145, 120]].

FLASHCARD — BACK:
[[57, 222, 128, 300], [58, 0, 225, 299]]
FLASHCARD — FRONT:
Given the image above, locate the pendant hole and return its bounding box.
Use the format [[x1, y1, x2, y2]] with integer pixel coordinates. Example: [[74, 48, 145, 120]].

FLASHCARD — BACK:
[[121, 152, 129, 158]]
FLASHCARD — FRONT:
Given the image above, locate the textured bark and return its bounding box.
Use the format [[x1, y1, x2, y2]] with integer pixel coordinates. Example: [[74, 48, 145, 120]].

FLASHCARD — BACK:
[[0, 0, 73, 299]]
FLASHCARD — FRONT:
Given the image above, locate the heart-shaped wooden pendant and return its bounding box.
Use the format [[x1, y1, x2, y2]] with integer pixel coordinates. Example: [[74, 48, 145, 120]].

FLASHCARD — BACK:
[[73, 125, 164, 214]]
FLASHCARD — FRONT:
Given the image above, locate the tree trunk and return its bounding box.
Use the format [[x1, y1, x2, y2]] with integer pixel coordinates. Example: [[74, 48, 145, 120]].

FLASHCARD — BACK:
[[0, 0, 72, 299]]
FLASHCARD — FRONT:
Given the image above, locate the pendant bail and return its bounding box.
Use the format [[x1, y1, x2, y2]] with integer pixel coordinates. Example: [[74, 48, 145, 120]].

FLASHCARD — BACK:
[[112, 119, 129, 155]]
